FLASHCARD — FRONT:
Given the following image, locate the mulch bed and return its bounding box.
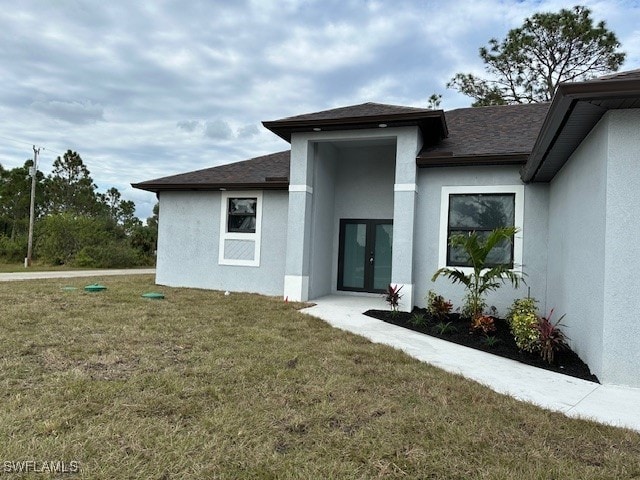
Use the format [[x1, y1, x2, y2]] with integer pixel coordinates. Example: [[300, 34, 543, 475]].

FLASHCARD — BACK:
[[364, 309, 599, 383]]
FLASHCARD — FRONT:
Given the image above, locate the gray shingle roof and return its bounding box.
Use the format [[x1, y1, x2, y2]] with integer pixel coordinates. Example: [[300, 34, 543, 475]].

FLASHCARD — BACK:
[[262, 102, 447, 142], [131, 150, 290, 192], [594, 69, 640, 81], [133, 68, 640, 191], [133, 104, 551, 191], [274, 102, 437, 121], [418, 103, 550, 166]]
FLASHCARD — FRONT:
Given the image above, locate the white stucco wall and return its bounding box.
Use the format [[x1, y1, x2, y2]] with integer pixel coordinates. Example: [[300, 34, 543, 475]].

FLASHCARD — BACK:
[[414, 166, 549, 317], [546, 116, 608, 379], [284, 127, 409, 302], [547, 109, 640, 387], [602, 109, 640, 386], [330, 143, 396, 294], [156, 190, 288, 295], [308, 143, 338, 299]]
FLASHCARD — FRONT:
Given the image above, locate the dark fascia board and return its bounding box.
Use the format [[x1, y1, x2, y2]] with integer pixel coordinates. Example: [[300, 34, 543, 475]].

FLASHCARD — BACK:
[[262, 110, 448, 142], [130, 181, 289, 193], [417, 152, 529, 168], [521, 76, 640, 183]]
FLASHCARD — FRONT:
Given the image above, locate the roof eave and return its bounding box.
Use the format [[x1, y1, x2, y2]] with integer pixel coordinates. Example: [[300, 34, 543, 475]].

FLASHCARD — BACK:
[[522, 77, 640, 183], [417, 152, 529, 168], [262, 110, 448, 143], [131, 181, 289, 193]]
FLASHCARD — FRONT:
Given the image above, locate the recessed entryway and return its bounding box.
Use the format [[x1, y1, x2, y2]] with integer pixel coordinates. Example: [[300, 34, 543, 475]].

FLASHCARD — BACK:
[[337, 219, 392, 293]]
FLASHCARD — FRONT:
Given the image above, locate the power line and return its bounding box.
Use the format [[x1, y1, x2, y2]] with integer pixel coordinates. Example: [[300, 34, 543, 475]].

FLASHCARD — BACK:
[[0, 134, 67, 158]]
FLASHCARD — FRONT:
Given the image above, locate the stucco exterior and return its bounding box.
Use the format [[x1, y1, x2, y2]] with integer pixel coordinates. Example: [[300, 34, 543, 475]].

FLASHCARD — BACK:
[[547, 109, 640, 386], [156, 190, 288, 295], [139, 85, 640, 388], [414, 166, 549, 316], [283, 127, 416, 305]]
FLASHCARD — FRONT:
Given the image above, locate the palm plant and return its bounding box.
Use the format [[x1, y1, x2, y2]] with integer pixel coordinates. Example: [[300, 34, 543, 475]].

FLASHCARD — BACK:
[[432, 227, 523, 320]]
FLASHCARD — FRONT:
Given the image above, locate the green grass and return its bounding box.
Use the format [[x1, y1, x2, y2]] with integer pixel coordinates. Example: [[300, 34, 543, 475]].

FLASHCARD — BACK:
[[1, 275, 639, 479], [0, 262, 153, 273], [0, 261, 74, 273]]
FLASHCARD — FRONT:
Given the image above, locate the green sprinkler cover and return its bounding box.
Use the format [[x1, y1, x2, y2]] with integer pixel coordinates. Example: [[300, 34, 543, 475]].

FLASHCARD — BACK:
[[84, 284, 107, 292], [142, 292, 165, 300]]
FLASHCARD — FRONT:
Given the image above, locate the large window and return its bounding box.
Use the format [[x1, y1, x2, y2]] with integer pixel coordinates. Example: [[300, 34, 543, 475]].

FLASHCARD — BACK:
[[219, 191, 262, 267], [448, 193, 515, 267], [439, 185, 524, 272]]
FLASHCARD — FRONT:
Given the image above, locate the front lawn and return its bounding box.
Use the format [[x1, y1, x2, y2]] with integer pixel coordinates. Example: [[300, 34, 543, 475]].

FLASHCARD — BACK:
[[1, 275, 639, 479]]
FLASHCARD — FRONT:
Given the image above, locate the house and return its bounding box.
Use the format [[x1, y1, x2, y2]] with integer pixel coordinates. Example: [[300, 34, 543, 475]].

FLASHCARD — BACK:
[[133, 69, 640, 387]]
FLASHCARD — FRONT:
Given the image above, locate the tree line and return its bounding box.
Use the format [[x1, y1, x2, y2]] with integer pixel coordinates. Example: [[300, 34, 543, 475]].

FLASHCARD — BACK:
[[0, 149, 157, 267]]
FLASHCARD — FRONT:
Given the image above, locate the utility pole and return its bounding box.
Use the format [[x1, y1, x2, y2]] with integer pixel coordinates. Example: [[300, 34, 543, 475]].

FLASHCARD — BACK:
[[25, 145, 40, 267]]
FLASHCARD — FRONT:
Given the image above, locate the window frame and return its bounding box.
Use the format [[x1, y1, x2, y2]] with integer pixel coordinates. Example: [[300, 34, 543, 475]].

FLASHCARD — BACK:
[[438, 185, 524, 274], [219, 191, 263, 267]]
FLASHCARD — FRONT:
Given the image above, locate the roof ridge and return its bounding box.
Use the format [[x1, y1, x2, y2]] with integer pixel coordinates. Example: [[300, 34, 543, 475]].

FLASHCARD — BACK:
[[594, 68, 640, 81], [446, 102, 550, 113]]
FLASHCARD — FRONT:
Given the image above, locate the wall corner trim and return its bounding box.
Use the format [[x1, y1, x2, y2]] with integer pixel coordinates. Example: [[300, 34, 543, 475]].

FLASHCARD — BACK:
[[289, 184, 313, 194], [394, 183, 418, 192]]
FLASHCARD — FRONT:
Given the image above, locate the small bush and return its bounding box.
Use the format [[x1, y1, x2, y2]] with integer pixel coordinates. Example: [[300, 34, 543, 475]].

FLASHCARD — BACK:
[[461, 293, 488, 320], [471, 315, 497, 335], [72, 242, 143, 269], [433, 321, 458, 335], [481, 336, 502, 348], [0, 235, 27, 262], [507, 297, 539, 352], [410, 313, 427, 327], [426, 290, 453, 321], [384, 284, 403, 312], [537, 310, 569, 364]]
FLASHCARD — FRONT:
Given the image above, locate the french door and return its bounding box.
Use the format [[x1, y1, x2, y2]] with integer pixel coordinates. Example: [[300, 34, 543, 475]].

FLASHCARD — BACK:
[[337, 219, 393, 293]]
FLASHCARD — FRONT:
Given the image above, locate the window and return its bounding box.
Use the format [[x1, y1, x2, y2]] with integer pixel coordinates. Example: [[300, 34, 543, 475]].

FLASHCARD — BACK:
[[227, 198, 257, 233], [439, 185, 524, 272], [219, 191, 262, 267], [448, 193, 515, 267]]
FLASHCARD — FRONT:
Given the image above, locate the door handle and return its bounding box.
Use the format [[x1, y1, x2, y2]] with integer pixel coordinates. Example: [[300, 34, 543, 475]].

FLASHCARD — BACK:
[[369, 256, 374, 265]]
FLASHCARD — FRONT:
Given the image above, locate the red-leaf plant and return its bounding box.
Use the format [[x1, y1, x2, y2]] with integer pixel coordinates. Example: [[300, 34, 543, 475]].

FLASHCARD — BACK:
[[384, 284, 403, 312], [537, 309, 569, 364], [471, 314, 497, 335]]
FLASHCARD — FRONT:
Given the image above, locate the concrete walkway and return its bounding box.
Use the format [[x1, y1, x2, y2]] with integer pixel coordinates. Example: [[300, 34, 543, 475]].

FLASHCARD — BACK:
[[0, 268, 155, 282], [302, 295, 640, 433]]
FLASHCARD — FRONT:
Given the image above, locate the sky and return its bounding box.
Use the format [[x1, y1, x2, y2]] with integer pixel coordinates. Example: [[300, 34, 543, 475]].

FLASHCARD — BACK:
[[1, 0, 639, 220]]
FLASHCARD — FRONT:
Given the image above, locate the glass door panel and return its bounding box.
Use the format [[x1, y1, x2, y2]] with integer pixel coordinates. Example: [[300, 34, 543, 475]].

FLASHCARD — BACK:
[[373, 223, 393, 290], [341, 223, 366, 289], [338, 219, 393, 293]]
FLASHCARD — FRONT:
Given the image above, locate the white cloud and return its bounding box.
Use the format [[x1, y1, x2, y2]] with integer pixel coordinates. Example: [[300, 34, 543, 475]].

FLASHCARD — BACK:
[[0, 0, 637, 220]]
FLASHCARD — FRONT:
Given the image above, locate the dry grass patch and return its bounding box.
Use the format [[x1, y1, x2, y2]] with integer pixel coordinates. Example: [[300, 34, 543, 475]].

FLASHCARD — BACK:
[[0, 275, 639, 479]]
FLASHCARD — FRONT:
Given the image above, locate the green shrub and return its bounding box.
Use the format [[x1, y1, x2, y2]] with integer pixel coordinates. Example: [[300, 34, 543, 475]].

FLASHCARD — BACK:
[[72, 242, 143, 269], [461, 293, 488, 320], [36, 214, 110, 265], [0, 235, 27, 262], [410, 313, 427, 327], [433, 321, 458, 335], [507, 297, 539, 352]]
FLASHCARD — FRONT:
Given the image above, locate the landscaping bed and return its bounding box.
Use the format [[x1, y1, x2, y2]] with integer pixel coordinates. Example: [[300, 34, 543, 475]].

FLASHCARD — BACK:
[[364, 308, 599, 383]]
